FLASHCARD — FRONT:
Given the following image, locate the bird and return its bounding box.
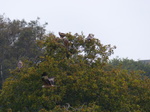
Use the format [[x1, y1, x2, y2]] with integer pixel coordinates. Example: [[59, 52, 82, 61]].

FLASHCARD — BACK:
[[74, 33, 79, 37], [18, 60, 23, 69], [63, 38, 69, 48], [86, 33, 94, 40], [59, 32, 66, 38], [58, 32, 69, 48], [41, 72, 55, 88]]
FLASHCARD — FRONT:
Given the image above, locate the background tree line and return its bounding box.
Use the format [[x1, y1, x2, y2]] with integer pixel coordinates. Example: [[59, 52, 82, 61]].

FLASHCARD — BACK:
[[0, 15, 150, 111], [109, 58, 150, 77]]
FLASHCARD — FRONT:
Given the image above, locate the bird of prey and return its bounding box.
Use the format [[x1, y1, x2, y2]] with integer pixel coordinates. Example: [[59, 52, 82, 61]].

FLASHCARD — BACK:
[[74, 33, 79, 37], [86, 34, 94, 40], [18, 60, 23, 69], [59, 32, 66, 38], [41, 72, 55, 88]]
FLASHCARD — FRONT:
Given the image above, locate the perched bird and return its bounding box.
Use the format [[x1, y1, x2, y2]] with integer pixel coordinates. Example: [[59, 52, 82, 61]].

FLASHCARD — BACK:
[[86, 33, 94, 41], [18, 60, 23, 69], [63, 38, 69, 48], [41, 72, 55, 88], [59, 32, 66, 38], [59, 32, 69, 48], [74, 33, 79, 37]]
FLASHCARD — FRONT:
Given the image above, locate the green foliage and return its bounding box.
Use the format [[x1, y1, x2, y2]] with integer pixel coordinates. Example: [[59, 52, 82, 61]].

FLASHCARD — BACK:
[[109, 58, 150, 77], [0, 15, 47, 88], [0, 32, 150, 112]]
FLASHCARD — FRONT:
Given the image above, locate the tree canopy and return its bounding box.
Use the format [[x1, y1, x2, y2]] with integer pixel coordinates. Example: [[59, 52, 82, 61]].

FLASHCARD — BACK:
[[0, 15, 46, 88], [109, 58, 150, 77], [0, 30, 150, 112]]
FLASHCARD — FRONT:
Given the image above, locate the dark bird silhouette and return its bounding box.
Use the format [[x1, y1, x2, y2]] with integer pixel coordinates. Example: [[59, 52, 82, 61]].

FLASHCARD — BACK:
[[59, 32, 66, 38], [86, 33, 94, 40], [41, 72, 55, 88]]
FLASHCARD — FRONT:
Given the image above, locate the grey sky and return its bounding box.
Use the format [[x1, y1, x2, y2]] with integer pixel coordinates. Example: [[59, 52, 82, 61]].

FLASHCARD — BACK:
[[1, 0, 150, 60]]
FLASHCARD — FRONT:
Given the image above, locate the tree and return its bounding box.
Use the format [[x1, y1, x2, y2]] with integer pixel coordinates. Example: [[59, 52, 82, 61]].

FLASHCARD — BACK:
[[0, 33, 150, 112], [0, 15, 47, 88], [109, 58, 150, 77]]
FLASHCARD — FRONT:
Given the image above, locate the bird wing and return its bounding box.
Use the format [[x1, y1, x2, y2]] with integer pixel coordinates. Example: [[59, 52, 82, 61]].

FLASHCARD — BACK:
[[42, 78, 48, 85], [48, 77, 55, 85], [59, 32, 66, 38], [48, 78, 54, 82], [42, 76, 51, 85]]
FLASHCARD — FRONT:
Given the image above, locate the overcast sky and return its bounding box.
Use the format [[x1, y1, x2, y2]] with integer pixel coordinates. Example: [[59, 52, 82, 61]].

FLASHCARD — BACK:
[[1, 0, 150, 60]]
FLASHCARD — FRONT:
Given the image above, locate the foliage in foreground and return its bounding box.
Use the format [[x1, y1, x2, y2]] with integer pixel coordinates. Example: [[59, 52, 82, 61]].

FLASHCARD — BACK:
[[0, 33, 150, 112]]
